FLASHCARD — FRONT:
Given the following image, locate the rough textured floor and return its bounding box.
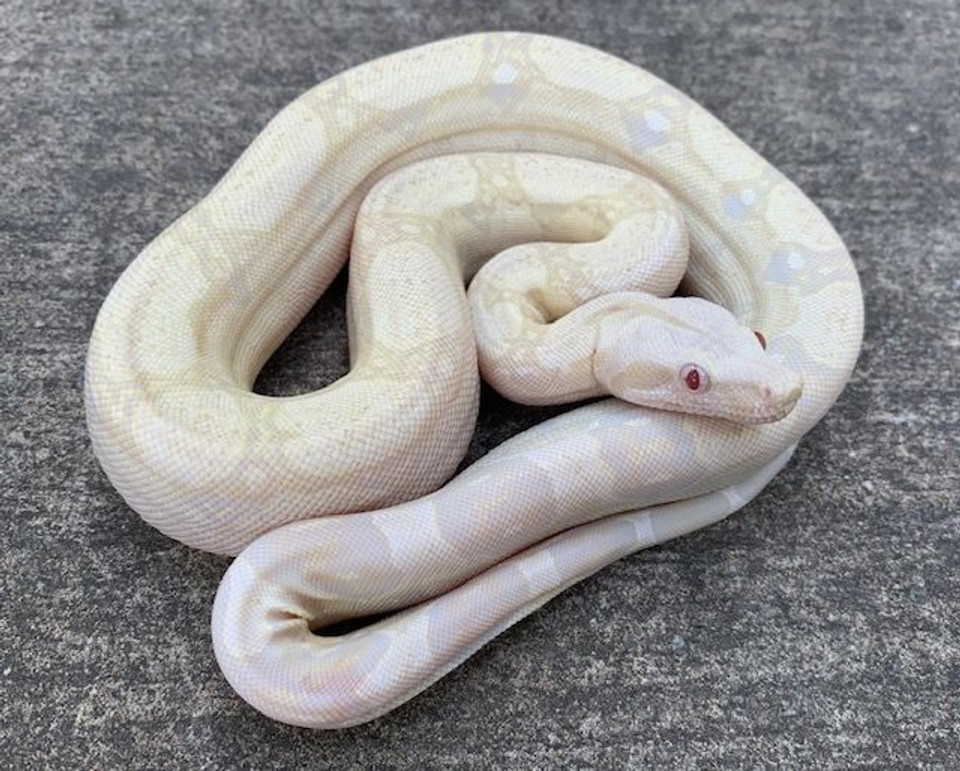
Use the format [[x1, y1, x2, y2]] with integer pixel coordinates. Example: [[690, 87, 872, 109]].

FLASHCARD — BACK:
[[2, 1, 958, 768]]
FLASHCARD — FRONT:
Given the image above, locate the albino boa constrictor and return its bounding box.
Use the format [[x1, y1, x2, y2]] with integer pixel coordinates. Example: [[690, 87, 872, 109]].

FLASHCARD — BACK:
[[84, 32, 863, 728]]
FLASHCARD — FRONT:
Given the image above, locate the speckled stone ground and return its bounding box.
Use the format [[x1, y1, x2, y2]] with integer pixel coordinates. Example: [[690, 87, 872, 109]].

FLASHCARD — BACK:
[[2, 1, 957, 768]]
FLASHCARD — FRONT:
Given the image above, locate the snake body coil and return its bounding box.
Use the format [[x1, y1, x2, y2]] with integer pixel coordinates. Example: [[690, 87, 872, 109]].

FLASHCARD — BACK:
[[85, 32, 863, 728]]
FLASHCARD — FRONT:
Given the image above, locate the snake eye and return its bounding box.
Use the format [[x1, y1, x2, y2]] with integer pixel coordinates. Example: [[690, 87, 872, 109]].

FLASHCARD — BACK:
[[680, 363, 709, 392]]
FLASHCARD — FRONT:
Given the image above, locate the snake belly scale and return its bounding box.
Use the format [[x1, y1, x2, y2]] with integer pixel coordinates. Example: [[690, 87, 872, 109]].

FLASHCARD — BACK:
[[84, 32, 863, 728]]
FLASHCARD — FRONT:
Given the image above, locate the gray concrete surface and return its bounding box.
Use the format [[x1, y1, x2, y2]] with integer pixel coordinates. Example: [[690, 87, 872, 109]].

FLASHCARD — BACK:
[[2, 1, 957, 768]]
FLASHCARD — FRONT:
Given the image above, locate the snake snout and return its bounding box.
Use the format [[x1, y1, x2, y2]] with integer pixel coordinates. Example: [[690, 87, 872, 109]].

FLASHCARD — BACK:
[[759, 368, 803, 420]]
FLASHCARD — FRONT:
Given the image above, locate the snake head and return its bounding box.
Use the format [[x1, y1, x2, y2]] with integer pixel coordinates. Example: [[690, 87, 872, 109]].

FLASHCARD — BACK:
[[594, 295, 803, 424]]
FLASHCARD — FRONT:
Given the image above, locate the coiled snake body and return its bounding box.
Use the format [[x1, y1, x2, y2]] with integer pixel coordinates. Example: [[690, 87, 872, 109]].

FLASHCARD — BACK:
[[84, 32, 863, 728]]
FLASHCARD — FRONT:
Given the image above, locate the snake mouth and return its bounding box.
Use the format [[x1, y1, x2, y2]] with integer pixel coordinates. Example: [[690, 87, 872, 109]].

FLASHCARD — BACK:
[[646, 387, 802, 425], [730, 402, 799, 424]]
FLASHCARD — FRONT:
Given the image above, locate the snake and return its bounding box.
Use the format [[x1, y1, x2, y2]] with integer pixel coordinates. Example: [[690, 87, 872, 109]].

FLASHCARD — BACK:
[[84, 32, 864, 728]]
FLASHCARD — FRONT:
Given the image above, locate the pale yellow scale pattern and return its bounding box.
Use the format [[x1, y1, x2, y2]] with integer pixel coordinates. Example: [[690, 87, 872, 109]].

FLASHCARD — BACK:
[[84, 32, 863, 728]]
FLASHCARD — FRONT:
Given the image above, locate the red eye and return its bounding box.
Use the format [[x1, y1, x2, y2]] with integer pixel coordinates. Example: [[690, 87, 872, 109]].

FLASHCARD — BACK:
[[680, 363, 708, 392], [754, 330, 767, 349]]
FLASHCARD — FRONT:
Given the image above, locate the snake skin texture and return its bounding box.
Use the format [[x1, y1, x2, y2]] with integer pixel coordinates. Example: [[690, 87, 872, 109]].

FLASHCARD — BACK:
[[84, 32, 864, 728]]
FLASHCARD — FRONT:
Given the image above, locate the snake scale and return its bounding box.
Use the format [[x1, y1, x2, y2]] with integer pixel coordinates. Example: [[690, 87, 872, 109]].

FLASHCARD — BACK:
[[84, 32, 863, 728]]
